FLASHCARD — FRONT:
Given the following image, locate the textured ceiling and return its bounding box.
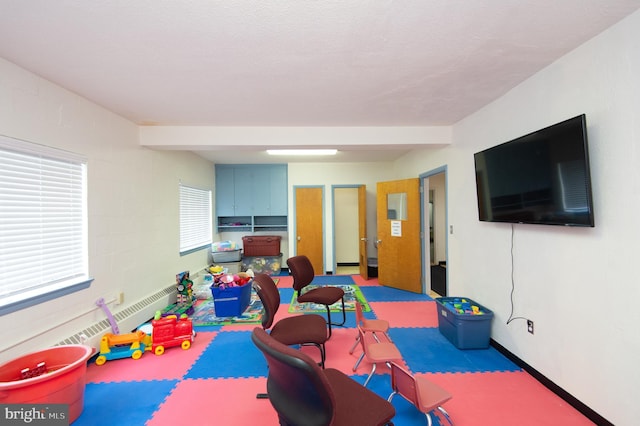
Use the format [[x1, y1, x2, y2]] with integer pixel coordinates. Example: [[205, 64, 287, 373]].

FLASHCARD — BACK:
[[1, 1, 639, 162]]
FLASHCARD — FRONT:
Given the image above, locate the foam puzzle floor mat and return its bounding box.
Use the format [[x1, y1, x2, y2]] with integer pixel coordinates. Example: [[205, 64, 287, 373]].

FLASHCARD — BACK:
[[75, 277, 594, 426]]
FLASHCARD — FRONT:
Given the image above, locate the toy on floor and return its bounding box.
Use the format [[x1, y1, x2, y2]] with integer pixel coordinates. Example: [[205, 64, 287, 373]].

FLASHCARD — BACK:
[[150, 312, 195, 355], [161, 271, 196, 316], [95, 330, 148, 365], [96, 297, 120, 334], [95, 311, 195, 365], [176, 271, 194, 305]]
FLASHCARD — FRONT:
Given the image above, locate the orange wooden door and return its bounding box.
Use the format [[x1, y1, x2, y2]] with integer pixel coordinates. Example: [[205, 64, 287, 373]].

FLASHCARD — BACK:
[[376, 178, 422, 293], [358, 185, 369, 280], [294, 186, 324, 274]]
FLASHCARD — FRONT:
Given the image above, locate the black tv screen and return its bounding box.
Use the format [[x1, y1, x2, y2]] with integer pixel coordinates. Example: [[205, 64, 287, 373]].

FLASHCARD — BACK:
[[474, 114, 594, 227]]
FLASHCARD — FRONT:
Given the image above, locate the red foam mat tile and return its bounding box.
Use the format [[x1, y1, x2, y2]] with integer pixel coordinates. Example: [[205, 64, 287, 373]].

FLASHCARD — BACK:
[[423, 371, 595, 426], [370, 301, 439, 328], [147, 377, 278, 425]]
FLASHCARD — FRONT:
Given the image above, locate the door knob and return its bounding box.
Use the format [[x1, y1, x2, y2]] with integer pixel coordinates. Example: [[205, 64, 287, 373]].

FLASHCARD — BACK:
[[360, 237, 368, 241], [375, 239, 382, 245], [297, 236, 301, 241]]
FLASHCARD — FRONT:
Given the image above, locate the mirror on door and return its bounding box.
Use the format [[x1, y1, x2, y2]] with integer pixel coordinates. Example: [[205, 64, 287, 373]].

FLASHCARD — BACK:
[[387, 192, 408, 220]]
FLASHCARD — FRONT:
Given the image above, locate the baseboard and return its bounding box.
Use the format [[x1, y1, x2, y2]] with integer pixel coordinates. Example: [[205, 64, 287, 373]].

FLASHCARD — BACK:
[[490, 339, 613, 426]]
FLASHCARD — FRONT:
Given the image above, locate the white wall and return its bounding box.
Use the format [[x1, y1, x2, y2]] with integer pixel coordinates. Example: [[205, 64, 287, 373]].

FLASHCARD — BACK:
[[0, 58, 214, 361], [395, 10, 640, 425]]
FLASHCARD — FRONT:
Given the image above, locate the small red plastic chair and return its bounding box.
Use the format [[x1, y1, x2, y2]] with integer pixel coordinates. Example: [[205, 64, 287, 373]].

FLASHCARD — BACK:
[[349, 301, 390, 354], [352, 324, 402, 387], [387, 362, 453, 426]]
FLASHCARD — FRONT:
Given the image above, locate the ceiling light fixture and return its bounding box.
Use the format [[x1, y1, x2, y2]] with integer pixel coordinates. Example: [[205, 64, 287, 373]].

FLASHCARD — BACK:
[[266, 149, 338, 156]]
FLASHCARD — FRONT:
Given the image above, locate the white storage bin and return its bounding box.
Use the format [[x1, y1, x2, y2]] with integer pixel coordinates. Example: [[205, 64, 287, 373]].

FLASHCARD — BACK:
[[211, 249, 242, 263]]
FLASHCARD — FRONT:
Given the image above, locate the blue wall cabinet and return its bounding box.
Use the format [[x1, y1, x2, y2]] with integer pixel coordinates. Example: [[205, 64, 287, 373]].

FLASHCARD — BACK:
[[215, 164, 288, 232]]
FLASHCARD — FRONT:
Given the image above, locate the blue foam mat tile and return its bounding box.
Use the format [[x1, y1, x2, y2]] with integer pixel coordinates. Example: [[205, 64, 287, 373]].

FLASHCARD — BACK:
[[74, 380, 178, 426], [278, 287, 294, 302], [311, 275, 355, 285], [185, 330, 268, 379], [193, 324, 223, 332], [390, 328, 520, 373], [338, 311, 357, 328], [360, 286, 434, 302]]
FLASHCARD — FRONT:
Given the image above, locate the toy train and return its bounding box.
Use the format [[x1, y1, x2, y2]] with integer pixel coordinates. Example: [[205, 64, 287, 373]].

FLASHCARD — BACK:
[[95, 313, 194, 365]]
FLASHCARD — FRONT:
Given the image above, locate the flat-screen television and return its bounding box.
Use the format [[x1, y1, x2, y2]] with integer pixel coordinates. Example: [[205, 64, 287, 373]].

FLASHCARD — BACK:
[[474, 114, 594, 227]]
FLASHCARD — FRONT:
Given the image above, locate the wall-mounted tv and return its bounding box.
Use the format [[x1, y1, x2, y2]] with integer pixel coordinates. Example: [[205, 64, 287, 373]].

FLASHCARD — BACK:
[[474, 114, 594, 227]]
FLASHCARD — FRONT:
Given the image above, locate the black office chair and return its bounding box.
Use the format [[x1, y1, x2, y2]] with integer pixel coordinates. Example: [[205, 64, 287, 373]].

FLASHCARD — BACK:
[[253, 273, 328, 368], [287, 255, 346, 338], [251, 327, 396, 426]]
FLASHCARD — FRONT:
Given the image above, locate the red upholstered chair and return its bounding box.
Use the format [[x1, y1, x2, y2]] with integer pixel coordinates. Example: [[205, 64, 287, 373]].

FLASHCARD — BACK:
[[287, 255, 346, 338], [253, 273, 328, 368], [251, 327, 396, 426], [349, 301, 390, 354], [352, 325, 403, 387], [387, 362, 453, 426]]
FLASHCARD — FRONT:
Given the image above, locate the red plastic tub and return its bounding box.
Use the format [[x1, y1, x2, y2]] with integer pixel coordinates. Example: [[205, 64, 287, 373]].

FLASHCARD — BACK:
[[0, 344, 93, 423]]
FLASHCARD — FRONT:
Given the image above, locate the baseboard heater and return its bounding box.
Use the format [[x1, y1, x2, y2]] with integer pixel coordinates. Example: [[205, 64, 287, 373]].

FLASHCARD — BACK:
[[56, 284, 176, 349]]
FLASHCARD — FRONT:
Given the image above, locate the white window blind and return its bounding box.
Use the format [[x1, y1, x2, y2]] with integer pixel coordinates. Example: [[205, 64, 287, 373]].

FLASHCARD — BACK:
[[179, 183, 212, 254], [0, 135, 89, 313]]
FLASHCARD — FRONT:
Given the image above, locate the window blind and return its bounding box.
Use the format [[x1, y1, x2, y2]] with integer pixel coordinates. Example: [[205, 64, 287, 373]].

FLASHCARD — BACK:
[[179, 183, 212, 254], [0, 135, 88, 310]]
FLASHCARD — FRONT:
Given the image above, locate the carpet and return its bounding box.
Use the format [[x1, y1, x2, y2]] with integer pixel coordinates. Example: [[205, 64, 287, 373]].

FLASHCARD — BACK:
[[190, 278, 278, 326], [288, 284, 370, 313]]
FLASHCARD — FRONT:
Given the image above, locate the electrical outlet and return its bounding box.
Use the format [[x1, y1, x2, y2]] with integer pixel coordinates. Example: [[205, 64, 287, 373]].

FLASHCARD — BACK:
[[527, 319, 534, 334]]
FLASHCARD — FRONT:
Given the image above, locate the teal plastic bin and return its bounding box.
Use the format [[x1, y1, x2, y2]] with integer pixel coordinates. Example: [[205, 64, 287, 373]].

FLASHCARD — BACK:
[[435, 297, 493, 349]]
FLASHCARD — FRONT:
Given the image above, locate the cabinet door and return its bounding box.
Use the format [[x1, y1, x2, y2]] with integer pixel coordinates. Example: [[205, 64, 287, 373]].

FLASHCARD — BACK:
[[251, 166, 272, 216], [232, 166, 254, 216], [269, 165, 288, 216], [215, 166, 236, 216]]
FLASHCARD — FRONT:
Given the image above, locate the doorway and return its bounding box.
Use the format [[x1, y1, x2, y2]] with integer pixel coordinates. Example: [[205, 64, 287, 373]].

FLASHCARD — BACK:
[[332, 185, 368, 277], [294, 186, 324, 274], [421, 167, 448, 296]]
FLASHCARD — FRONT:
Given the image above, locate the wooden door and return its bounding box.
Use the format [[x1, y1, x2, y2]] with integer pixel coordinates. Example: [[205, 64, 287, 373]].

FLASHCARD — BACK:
[[376, 178, 421, 293], [294, 186, 324, 274], [358, 185, 369, 280]]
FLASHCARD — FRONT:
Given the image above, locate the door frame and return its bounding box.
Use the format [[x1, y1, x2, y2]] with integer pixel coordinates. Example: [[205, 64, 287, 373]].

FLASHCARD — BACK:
[[331, 184, 364, 275], [419, 165, 448, 295]]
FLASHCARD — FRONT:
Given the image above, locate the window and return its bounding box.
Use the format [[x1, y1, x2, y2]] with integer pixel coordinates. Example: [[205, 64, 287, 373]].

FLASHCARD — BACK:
[[0, 135, 91, 316], [179, 183, 212, 254]]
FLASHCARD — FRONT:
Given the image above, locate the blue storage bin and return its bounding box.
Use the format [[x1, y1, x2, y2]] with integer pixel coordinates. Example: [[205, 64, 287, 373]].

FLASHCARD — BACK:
[[435, 297, 493, 349], [210, 282, 252, 317]]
